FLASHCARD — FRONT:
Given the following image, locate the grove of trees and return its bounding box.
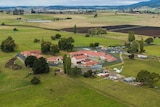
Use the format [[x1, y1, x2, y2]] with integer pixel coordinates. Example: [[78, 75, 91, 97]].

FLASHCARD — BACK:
[[127, 32, 145, 53], [41, 41, 59, 55], [58, 37, 74, 51]]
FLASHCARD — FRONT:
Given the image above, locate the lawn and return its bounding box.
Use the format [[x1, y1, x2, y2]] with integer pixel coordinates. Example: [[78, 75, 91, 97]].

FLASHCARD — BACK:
[[0, 69, 128, 107], [77, 77, 160, 107]]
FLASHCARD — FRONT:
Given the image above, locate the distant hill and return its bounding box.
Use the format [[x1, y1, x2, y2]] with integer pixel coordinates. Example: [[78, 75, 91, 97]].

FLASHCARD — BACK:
[[129, 0, 160, 8]]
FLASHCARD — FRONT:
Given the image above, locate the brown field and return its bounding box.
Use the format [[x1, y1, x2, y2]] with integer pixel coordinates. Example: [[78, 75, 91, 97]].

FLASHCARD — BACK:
[[62, 25, 160, 37]]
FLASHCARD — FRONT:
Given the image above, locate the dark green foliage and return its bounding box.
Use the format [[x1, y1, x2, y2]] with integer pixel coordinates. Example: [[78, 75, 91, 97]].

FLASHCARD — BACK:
[[1, 36, 16, 52], [55, 34, 61, 39], [41, 41, 51, 53], [33, 38, 40, 43], [13, 28, 18, 31], [127, 40, 139, 53], [89, 43, 95, 48], [1, 22, 5, 25], [25, 56, 37, 67], [128, 54, 134, 59], [83, 70, 93, 78], [31, 77, 40, 85], [32, 57, 50, 74], [58, 37, 74, 51], [145, 38, 153, 44], [63, 54, 71, 75], [128, 31, 135, 42], [85, 34, 90, 37], [50, 44, 59, 55], [89, 42, 99, 48], [51, 36, 56, 40], [73, 24, 77, 34], [136, 70, 160, 87], [139, 38, 145, 53], [63, 54, 67, 74], [70, 66, 81, 76]]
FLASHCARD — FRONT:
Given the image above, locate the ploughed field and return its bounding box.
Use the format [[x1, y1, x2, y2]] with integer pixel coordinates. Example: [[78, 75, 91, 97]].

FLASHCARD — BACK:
[[62, 25, 160, 37]]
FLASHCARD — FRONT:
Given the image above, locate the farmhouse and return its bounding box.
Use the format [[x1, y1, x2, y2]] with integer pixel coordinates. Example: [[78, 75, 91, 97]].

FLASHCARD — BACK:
[[47, 56, 63, 64]]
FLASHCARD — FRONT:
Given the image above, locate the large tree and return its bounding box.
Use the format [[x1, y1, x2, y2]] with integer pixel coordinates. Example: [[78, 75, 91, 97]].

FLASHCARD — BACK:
[[58, 37, 74, 51], [128, 40, 139, 53], [63, 54, 71, 74], [1, 36, 16, 52], [63, 54, 67, 74], [50, 44, 59, 55], [32, 57, 50, 74], [41, 41, 51, 53], [136, 70, 160, 87], [25, 55, 37, 67]]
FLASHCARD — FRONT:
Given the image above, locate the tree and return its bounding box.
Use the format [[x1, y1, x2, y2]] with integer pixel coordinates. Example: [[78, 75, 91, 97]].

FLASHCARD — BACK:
[[58, 37, 74, 51], [34, 38, 40, 43], [139, 38, 145, 53], [73, 24, 77, 34], [145, 38, 153, 45], [25, 56, 37, 67], [128, 40, 139, 53], [31, 77, 40, 85], [70, 66, 81, 76], [63, 54, 71, 75], [41, 41, 51, 53], [1, 36, 16, 52], [128, 31, 135, 42], [32, 57, 50, 74], [55, 34, 61, 39], [63, 54, 67, 74], [66, 56, 71, 75], [136, 70, 160, 87], [50, 44, 59, 55]]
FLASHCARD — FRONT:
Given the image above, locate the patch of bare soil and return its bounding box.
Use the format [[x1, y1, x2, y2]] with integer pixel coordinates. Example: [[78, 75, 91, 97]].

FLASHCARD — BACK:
[[5, 57, 22, 70]]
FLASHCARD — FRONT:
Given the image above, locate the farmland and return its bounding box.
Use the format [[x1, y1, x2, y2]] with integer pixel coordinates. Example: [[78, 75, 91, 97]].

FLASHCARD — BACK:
[[0, 11, 160, 107]]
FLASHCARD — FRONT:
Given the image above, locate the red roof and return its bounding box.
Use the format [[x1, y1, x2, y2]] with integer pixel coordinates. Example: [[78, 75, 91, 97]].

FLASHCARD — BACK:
[[105, 54, 116, 62], [47, 56, 62, 62], [74, 55, 87, 60], [83, 60, 98, 66]]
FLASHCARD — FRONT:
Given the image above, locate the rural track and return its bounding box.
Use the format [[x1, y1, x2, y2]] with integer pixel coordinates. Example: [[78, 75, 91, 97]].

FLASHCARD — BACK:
[[109, 26, 144, 32]]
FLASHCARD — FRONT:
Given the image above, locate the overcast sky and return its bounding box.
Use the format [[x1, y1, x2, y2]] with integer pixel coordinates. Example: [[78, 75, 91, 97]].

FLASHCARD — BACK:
[[0, 0, 149, 6]]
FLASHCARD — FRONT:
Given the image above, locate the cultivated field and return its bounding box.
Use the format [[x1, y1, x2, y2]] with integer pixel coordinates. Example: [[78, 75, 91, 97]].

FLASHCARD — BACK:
[[0, 12, 160, 107]]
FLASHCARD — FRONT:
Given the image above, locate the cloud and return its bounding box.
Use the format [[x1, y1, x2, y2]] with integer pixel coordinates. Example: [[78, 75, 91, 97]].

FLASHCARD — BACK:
[[0, 0, 149, 6]]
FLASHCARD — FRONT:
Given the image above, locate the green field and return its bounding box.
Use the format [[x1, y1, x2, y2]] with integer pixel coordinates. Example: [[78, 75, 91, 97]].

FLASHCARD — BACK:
[[0, 12, 160, 107]]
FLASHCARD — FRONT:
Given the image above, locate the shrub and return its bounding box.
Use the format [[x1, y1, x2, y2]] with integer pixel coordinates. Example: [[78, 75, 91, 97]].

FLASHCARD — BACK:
[[85, 34, 90, 37], [31, 77, 40, 85], [55, 34, 61, 39], [13, 28, 18, 31], [51, 36, 56, 40], [34, 38, 40, 43], [1, 22, 5, 25]]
